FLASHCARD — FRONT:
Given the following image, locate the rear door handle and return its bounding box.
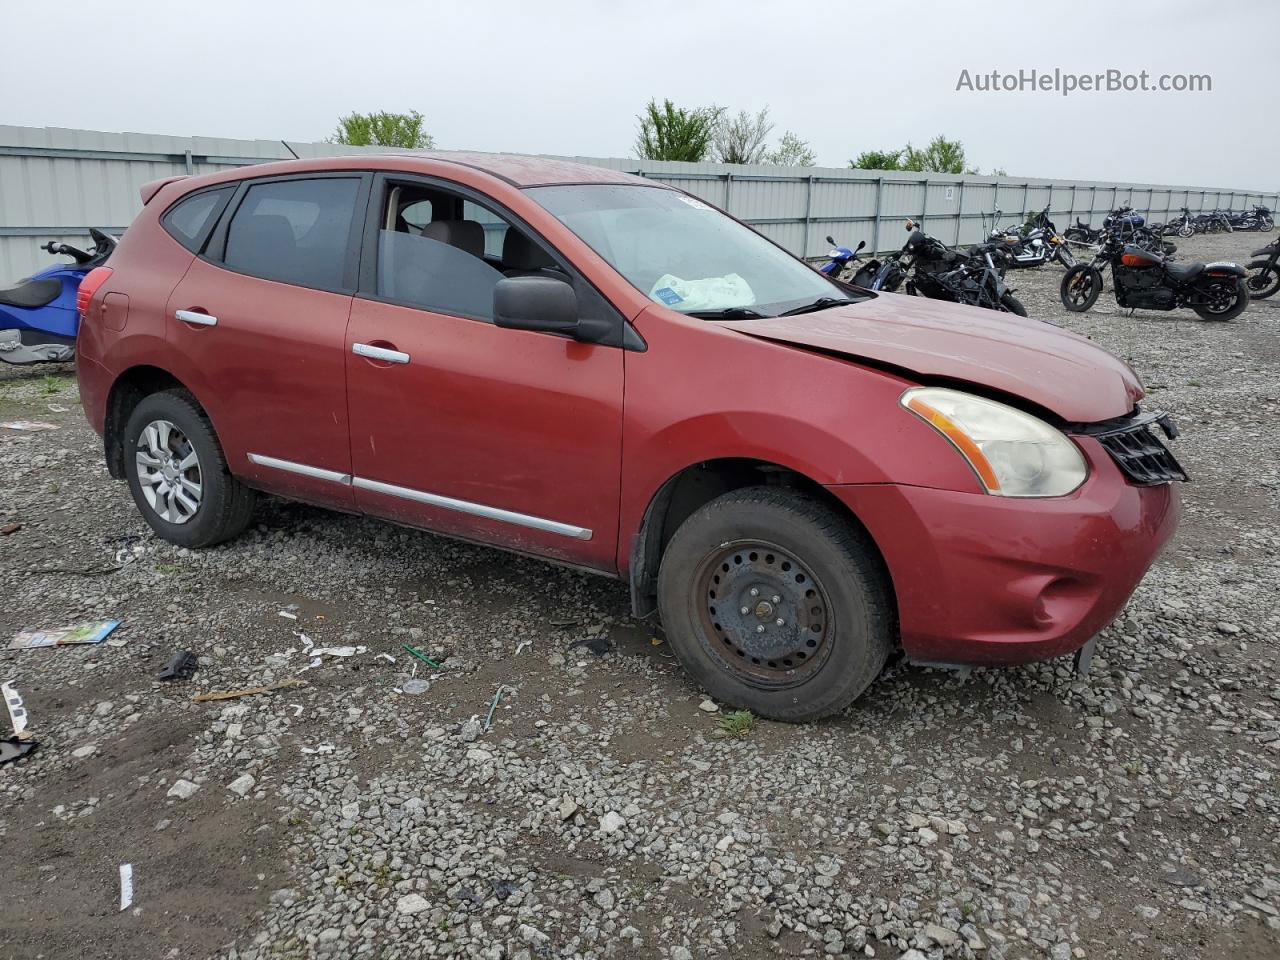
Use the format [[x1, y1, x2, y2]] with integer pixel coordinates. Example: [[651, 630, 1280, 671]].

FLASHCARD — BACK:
[[353, 342, 410, 365], [175, 309, 217, 327]]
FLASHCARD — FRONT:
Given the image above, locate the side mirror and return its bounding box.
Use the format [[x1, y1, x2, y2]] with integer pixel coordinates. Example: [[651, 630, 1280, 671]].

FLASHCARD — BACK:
[[825, 235, 836, 246], [855, 240, 867, 252], [494, 275, 599, 341]]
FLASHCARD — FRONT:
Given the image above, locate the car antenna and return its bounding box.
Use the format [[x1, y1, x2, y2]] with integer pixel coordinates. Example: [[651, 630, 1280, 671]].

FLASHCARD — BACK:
[[281, 140, 300, 160]]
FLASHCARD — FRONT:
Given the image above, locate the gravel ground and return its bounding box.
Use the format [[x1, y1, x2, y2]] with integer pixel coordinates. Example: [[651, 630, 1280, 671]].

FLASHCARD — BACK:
[[1, 232, 1278, 960]]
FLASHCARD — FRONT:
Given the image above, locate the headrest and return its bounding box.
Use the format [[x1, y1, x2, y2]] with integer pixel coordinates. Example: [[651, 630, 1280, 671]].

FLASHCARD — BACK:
[[502, 228, 556, 272], [420, 219, 485, 258]]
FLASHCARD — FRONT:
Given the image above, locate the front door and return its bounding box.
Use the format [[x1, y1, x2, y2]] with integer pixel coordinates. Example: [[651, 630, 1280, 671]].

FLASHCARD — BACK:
[[344, 177, 624, 571]]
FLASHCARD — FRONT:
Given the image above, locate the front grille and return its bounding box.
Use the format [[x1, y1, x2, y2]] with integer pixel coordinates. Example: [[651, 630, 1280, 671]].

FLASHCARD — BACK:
[[1079, 411, 1188, 485]]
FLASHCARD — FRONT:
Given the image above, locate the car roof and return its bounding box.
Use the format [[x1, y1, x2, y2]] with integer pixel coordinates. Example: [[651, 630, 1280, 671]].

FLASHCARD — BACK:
[[152, 153, 663, 208], [414, 152, 654, 188]]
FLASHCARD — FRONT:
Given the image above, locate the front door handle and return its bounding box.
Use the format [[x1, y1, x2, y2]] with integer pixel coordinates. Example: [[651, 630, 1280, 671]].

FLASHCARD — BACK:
[[175, 309, 217, 327], [353, 342, 410, 365]]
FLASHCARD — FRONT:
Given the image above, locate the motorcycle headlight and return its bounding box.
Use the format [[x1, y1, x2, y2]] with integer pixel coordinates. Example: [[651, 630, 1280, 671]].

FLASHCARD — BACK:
[[901, 387, 1088, 497]]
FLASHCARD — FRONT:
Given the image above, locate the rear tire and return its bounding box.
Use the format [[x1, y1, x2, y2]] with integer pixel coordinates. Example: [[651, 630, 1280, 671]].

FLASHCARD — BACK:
[[1246, 260, 1280, 300], [122, 390, 255, 548], [1061, 265, 1103, 312], [656, 487, 894, 723], [1192, 277, 1250, 322]]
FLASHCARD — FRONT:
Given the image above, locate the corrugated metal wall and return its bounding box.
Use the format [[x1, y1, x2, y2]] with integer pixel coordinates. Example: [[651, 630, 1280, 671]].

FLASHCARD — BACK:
[[2, 124, 1276, 280]]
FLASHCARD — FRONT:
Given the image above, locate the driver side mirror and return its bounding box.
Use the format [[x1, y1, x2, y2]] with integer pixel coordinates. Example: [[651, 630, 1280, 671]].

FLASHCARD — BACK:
[[493, 276, 610, 343], [855, 240, 866, 252]]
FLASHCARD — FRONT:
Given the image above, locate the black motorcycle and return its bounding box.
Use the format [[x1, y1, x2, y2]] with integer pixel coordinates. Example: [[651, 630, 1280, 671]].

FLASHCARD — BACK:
[[1246, 236, 1280, 300], [897, 220, 1029, 317], [1064, 217, 1103, 245], [1060, 228, 1251, 320]]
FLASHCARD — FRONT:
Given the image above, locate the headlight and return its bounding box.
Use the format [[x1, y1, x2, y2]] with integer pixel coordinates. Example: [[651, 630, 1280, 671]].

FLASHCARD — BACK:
[[901, 387, 1087, 497]]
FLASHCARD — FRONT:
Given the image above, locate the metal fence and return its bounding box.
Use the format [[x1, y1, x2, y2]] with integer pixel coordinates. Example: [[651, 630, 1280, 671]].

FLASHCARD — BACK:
[[2, 124, 1276, 280]]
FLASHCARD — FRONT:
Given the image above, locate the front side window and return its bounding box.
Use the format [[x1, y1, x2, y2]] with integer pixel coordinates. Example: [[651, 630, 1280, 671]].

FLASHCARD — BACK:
[[526, 184, 850, 316], [223, 178, 359, 289], [163, 187, 233, 252], [375, 182, 562, 320]]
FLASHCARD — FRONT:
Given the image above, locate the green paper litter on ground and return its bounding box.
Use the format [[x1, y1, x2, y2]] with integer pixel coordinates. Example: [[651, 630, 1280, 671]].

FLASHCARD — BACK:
[[8, 620, 122, 650]]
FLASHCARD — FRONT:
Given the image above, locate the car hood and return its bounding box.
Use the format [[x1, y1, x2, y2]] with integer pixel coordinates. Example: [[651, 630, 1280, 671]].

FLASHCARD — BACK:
[[718, 293, 1143, 423]]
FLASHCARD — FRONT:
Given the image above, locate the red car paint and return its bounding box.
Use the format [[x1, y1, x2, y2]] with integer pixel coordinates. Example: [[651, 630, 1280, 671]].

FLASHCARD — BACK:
[[77, 154, 1179, 668]]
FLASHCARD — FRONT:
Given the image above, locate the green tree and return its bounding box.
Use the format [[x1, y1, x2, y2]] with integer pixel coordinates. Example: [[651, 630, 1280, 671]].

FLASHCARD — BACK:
[[900, 135, 976, 174], [714, 107, 774, 164], [849, 136, 980, 174], [331, 110, 434, 149], [849, 148, 904, 171], [766, 131, 817, 166], [635, 99, 723, 162]]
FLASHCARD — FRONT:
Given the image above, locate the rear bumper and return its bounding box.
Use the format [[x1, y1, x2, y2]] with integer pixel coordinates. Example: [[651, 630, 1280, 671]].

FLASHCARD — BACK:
[[75, 353, 110, 438], [827, 438, 1179, 665]]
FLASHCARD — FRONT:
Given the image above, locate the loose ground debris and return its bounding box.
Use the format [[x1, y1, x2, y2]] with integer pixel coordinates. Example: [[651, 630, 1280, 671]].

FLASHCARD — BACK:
[[0, 233, 1277, 959]]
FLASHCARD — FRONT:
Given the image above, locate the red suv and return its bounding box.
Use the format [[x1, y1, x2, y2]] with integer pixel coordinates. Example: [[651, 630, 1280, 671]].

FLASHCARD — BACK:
[[75, 154, 1182, 721]]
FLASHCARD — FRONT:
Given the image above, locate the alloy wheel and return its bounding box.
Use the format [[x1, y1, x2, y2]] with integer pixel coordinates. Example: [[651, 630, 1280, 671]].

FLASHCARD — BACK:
[[694, 540, 835, 689], [135, 419, 203, 524]]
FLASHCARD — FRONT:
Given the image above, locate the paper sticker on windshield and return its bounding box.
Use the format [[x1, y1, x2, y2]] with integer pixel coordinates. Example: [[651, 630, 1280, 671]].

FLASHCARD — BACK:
[[654, 286, 683, 305], [676, 195, 712, 211]]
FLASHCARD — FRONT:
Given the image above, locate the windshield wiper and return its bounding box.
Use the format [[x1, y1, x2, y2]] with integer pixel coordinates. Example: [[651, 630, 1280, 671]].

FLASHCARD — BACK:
[[777, 297, 857, 317], [684, 306, 768, 319]]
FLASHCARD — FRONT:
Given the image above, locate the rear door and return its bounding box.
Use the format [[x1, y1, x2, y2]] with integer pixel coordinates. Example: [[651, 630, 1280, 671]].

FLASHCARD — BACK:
[[343, 174, 624, 571], [164, 173, 368, 508]]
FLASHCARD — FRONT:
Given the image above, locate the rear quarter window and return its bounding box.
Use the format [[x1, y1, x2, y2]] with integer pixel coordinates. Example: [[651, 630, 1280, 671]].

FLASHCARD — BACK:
[[162, 187, 234, 252]]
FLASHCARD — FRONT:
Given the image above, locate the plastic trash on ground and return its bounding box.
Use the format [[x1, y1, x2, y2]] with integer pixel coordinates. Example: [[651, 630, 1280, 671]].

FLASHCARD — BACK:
[[8, 620, 121, 650]]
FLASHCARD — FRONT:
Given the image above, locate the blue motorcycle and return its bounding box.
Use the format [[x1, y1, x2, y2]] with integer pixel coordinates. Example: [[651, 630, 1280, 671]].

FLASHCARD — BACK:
[[819, 235, 904, 291], [818, 235, 866, 280], [0, 228, 116, 365]]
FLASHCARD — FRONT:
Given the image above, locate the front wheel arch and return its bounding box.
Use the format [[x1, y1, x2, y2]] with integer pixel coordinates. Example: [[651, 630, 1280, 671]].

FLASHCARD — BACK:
[[627, 458, 897, 624]]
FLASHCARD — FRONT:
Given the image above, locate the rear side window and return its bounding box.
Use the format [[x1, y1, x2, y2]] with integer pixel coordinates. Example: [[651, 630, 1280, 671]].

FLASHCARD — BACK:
[[223, 178, 360, 290], [162, 187, 233, 252]]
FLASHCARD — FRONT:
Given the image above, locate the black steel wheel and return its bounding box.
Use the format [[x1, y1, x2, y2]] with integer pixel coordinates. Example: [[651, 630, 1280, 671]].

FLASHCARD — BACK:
[[657, 487, 894, 722], [694, 540, 835, 687]]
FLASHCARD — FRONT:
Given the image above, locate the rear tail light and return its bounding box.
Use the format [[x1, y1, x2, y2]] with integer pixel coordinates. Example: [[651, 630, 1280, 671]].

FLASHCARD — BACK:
[[76, 266, 113, 315]]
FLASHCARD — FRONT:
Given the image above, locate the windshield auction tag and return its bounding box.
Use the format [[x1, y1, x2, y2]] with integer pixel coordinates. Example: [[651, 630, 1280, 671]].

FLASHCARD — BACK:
[[654, 286, 684, 305], [675, 195, 712, 211]]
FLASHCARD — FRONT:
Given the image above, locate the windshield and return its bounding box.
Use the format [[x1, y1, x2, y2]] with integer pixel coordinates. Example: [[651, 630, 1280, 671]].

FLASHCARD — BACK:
[[526, 184, 852, 317]]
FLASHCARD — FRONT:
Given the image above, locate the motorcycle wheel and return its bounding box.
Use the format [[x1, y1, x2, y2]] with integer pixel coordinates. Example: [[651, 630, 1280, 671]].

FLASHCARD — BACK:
[[999, 293, 1028, 317], [1177, 223, 1193, 238], [1060, 265, 1102, 312], [1263, 217, 1275, 232], [1246, 260, 1280, 300], [1193, 278, 1249, 321]]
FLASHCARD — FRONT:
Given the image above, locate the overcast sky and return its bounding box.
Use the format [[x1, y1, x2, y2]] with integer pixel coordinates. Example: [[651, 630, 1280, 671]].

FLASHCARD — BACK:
[[1, 0, 1276, 190]]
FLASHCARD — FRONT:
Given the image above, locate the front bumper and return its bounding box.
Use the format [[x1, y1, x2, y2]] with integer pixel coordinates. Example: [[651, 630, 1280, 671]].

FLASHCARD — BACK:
[[827, 436, 1180, 665]]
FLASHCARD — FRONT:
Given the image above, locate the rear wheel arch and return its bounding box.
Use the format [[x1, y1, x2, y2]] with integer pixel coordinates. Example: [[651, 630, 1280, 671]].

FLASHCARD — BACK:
[[627, 458, 896, 621], [104, 366, 201, 479]]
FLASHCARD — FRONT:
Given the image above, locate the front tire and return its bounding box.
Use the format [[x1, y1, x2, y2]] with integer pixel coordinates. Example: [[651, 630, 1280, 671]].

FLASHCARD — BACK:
[[1192, 277, 1250, 321], [1000, 293, 1028, 316], [1177, 222, 1193, 238], [1246, 260, 1280, 300], [1061, 264, 1103, 312], [656, 487, 894, 723], [123, 390, 255, 548]]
